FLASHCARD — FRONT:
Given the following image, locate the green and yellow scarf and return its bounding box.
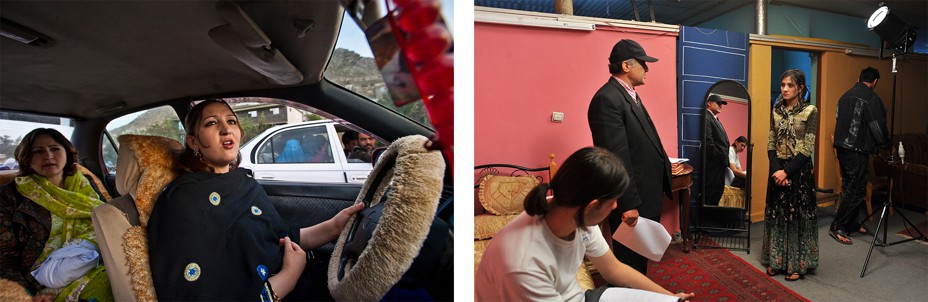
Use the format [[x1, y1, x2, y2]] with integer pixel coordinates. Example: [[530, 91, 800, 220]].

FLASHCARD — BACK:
[[16, 173, 112, 302]]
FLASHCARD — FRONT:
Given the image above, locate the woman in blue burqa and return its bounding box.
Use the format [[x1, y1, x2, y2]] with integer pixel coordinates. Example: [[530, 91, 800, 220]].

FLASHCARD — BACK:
[[276, 139, 304, 163]]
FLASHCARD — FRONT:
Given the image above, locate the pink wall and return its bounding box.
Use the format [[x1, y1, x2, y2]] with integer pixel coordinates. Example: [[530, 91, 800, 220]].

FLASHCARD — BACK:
[[475, 23, 681, 233], [718, 101, 749, 169], [475, 23, 679, 168]]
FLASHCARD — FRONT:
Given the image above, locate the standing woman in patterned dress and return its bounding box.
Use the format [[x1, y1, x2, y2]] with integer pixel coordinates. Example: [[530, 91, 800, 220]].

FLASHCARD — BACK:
[[763, 69, 819, 281]]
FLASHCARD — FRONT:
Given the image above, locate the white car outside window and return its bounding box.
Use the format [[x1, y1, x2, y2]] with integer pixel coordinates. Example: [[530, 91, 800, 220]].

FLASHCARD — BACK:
[[239, 120, 374, 184]]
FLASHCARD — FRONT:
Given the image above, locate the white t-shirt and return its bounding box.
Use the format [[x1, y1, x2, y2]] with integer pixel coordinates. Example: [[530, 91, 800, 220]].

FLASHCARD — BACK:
[[475, 212, 609, 302], [725, 146, 742, 185]]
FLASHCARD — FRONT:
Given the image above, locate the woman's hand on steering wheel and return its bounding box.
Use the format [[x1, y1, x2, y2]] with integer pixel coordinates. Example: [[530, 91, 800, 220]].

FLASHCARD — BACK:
[[331, 203, 366, 236]]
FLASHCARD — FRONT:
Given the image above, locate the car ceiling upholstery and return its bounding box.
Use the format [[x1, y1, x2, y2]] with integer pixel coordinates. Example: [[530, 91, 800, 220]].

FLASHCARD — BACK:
[[1, 0, 344, 119]]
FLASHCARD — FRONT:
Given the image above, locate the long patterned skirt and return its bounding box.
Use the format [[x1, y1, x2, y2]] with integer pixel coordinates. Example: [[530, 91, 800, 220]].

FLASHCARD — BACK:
[[762, 159, 819, 275]]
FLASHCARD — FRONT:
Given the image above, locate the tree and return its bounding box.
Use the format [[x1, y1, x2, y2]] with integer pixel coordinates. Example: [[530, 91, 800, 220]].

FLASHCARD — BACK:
[[138, 118, 184, 142], [304, 113, 325, 121], [374, 97, 433, 128], [240, 114, 273, 144], [0, 135, 22, 164], [0, 135, 18, 157]]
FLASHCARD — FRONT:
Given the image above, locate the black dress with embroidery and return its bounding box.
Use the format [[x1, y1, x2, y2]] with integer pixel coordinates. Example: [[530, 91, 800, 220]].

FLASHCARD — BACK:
[[762, 98, 819, 275], [148, 168, 299, 300]]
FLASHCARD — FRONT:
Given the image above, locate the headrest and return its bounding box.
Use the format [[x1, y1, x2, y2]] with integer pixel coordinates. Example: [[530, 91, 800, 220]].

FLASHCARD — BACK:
[[115, 135, 183, 227]]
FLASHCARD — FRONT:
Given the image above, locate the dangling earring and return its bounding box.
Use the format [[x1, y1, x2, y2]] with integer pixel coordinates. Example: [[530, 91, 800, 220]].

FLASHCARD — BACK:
[[194, 149, 202, 158]]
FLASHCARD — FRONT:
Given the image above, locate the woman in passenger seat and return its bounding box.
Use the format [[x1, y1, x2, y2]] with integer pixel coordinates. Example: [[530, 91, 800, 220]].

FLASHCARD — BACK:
[[0, 128, 112, 302], [147, 99, 364, 301]]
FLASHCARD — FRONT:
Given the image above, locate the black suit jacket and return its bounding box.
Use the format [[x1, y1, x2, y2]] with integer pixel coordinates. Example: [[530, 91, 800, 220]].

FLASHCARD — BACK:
[[703, 112, 729, 205], [588, 77, 672, 220]]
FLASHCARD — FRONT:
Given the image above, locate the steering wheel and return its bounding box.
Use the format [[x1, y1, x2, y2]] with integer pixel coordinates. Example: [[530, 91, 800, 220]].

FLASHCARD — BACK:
[[327, 135, 445, 301]]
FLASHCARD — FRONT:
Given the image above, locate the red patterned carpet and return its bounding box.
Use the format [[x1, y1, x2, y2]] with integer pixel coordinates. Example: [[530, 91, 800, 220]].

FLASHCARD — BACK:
[[895, 220, 928, 243], [632, 243, 809, 301]]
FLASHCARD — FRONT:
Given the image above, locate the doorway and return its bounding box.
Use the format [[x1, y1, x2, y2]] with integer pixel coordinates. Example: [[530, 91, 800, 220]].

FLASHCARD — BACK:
[[769, 48, 823, 186]]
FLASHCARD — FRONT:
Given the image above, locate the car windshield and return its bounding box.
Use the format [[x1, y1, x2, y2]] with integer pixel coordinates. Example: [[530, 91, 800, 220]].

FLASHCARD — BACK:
[[324, 3, 454, 130]]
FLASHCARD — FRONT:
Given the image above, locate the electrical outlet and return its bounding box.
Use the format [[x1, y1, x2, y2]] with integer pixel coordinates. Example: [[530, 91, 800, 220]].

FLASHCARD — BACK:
[[551, 112, 564, 123]]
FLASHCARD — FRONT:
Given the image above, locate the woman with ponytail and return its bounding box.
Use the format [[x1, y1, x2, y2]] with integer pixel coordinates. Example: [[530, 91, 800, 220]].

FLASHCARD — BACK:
[[476, 147, 694, 301]]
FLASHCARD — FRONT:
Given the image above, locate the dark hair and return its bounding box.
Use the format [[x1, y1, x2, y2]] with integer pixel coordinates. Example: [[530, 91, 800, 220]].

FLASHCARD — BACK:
[[342, 130, 359, 145], [15, 128, 79, 177], [608, 62, 622, 75], [780, 69, 807, 101], [732, 136, 747, 146], [608, 58, 636, 75], [178, 99, 243, 174], [859, 67, 880, 83], [524, 147, 629, 227]]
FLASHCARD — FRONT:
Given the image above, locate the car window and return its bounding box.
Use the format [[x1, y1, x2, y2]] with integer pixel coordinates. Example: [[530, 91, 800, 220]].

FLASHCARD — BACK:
[[256, 125, 334, 164], [0, 111, 75, 173], [103, 106, 184, 174], [222, 98, 382, 184], [325, 12, 435, 129]]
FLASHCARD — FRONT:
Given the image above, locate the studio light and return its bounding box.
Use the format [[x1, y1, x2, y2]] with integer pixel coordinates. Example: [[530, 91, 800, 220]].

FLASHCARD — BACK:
[[867, 5, 916, 53], [859, 4, 926, 278]]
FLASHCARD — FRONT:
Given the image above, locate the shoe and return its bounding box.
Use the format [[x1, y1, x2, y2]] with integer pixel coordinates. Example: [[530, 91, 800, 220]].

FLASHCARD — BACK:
[[784, 273, 803, 281], [829, 229, 853, 245], [766, 267, 778, 276]]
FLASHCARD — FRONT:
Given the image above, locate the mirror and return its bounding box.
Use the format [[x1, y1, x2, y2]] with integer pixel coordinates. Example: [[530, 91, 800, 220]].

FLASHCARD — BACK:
[[701, 80, 751, 208], [695, 80, 752, 251]]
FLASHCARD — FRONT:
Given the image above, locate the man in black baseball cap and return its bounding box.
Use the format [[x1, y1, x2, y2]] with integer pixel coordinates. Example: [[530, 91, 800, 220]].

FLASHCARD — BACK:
[[707, 94, 728, 105], [707, 94, 727, 116], [704, 94, 730, 206], [588, 39, 671, 275], [609, 39, 659, 64]]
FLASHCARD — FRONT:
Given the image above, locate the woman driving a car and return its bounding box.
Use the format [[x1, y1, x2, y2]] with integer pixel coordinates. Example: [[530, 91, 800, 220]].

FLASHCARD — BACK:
[[147, 99, 363, 301]]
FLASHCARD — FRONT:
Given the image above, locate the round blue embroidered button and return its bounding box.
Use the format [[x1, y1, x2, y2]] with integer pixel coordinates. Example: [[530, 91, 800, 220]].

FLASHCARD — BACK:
[[251, 206, 262, 215], [209, 192, 221, 206], [257, 264, 268, 281], [184, 263, 201, 281]]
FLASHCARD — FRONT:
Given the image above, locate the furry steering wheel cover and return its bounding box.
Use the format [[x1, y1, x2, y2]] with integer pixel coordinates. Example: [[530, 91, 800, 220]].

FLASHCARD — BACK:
[[327, 135, 445, 301]]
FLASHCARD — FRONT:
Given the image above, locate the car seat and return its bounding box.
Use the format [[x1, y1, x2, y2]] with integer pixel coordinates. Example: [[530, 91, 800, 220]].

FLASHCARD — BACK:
[[305, 136, 333, 163], [91, 135, 183, 301]]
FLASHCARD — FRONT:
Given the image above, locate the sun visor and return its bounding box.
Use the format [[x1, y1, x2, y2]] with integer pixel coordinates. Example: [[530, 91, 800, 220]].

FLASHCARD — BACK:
[[209, 1, 304, 85]]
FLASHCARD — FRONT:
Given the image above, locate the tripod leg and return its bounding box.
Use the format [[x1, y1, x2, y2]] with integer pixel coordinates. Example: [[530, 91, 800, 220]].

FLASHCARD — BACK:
[[860, 203, 890, 278], [888, 204, 927, 244], [859, 203, 881, 229]]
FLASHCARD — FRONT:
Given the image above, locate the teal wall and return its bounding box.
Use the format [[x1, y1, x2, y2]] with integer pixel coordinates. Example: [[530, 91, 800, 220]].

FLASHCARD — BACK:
[[698, 4, 881, 49], [769, 50, 814, 106]]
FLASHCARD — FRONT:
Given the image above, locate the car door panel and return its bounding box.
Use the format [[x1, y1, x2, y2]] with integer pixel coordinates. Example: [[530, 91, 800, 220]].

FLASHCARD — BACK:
[[260, 181, 362, 255]]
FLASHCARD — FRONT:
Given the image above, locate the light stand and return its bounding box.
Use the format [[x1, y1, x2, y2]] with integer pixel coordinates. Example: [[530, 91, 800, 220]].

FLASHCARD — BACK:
[[858, 51, 926, 278], [859, 7, 924, 277]]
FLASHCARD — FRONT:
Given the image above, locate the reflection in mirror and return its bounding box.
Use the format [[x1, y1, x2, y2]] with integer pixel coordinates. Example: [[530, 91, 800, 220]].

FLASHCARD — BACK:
[[702, 81, 751, 208], [695, 80, 752, 252]]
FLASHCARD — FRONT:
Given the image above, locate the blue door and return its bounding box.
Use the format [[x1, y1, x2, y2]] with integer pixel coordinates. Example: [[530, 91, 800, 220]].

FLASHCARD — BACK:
[[676, 26, 749, 202]]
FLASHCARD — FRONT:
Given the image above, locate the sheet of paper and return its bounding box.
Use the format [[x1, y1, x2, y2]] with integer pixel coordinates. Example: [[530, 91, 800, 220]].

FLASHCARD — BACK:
[[599, 287, 680, 302], [668, 157, 689, 164], [612, 217, 672, 262]]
